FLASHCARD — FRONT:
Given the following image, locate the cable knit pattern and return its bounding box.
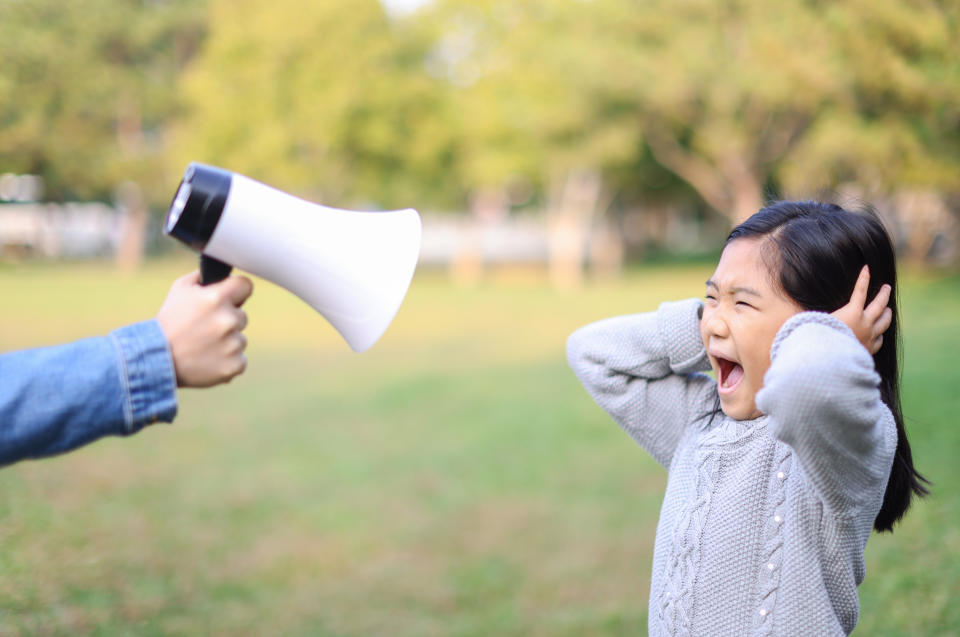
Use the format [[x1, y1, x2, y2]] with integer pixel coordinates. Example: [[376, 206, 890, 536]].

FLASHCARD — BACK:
[[658, 448, 719, 636], [567, 300, 898, 636]]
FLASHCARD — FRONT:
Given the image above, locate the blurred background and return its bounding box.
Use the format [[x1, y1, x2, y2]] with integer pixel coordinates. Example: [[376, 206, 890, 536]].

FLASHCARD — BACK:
[[1, 0, 958, 635]]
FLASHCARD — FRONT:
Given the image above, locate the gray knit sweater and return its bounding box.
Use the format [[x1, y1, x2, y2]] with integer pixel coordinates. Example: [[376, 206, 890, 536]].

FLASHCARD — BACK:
[[567, 299, 897, 637]]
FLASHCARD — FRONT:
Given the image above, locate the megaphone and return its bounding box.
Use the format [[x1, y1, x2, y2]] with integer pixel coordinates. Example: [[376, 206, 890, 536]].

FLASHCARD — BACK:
[[163, 162, 421, 353]]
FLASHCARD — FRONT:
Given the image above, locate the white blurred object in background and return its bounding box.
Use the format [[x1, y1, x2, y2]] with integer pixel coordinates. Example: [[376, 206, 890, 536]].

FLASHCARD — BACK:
[[0, 173, 44, 203]]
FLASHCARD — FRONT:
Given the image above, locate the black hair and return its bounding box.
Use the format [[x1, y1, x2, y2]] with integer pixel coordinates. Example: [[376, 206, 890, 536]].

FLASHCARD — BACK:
[[727, 200, 928, 533]]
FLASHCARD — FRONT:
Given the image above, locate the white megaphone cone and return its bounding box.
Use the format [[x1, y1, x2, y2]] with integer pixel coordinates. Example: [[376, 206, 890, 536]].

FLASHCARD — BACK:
[[164, 162, 421, 352]]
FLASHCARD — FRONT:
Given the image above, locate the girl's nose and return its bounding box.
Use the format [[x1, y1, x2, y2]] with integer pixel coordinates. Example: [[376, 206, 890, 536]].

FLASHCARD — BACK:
[[704, 310, 730, 338]]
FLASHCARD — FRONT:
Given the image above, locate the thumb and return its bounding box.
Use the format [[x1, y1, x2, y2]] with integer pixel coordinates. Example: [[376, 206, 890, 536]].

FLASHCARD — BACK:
[[215, 275, 254, 307], [172, 270, 202, 289]]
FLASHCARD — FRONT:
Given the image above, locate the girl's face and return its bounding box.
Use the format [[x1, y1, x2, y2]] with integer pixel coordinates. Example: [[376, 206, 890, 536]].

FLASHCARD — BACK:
[[700, 237, 802, 420]]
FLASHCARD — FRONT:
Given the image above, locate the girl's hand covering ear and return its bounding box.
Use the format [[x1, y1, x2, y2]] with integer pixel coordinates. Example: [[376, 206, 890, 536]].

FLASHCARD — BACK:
[[830, 265, 892, 355]]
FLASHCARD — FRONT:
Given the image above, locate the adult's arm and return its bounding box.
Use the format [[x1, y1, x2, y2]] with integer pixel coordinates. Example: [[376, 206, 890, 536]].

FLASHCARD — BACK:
[[0, 319, 177, 466]]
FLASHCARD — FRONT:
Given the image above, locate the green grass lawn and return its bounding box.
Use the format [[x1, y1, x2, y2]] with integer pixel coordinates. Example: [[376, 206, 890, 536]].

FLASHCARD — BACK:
[[0, 258, 957, 636]]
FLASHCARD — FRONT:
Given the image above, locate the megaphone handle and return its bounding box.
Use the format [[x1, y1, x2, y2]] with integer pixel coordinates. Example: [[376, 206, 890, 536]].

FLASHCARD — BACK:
[[200, 254, 233, 285]]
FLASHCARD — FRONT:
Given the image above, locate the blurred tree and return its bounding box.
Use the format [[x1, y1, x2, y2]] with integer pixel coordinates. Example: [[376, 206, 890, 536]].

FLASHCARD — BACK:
[[780, 0, 960, 196], [419, 0, 959, 230], [4, 0, 957, 247], [631, 0, 960, 224], [417, 0, 647, 284], [424, 0, 644, 190], [0, 0, 207, 203], [171, 0, 456, 209]]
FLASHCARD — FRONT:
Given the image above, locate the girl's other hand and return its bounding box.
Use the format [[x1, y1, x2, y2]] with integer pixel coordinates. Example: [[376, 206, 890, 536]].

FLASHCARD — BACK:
[[830, 265, 892, 355]]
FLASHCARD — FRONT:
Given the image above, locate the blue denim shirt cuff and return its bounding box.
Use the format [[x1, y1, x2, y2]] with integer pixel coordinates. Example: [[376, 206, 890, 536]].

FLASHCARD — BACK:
[[109, 319, 178, 432]]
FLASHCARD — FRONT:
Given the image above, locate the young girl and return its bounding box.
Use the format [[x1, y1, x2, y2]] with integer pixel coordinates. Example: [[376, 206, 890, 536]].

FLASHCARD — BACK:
[[567, 201, 927, 636]]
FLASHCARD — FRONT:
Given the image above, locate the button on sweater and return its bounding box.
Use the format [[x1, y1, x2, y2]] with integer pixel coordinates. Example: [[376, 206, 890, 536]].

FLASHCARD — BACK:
[[566, 299, 897, 637]]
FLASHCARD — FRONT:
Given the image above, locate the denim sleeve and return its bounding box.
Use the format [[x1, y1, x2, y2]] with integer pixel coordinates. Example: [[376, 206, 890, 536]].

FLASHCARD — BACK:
[[0, 319, 178, 466]]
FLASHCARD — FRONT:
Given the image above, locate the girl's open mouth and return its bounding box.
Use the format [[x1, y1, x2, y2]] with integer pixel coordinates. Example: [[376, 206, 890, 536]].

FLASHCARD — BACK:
[[716, 357, 745, 395]]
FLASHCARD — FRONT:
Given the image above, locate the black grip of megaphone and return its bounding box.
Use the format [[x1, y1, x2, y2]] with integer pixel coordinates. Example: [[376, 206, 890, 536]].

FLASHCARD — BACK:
[[200, 254, 233, 285]]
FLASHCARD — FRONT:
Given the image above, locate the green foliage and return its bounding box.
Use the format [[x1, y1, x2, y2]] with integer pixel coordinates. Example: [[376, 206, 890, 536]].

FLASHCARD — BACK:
[[0, 0, 958, 216], [600, 0, 959, 220], [405, 0, 960, 219], [170, 0, 458, 209], [417, 0, 644, 191], [0, 0, 206, 203]]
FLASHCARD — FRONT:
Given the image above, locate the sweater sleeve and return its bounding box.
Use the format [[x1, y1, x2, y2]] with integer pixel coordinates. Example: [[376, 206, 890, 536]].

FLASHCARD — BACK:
[[566, 298, 716, 468], [756, 312, 896, 517]]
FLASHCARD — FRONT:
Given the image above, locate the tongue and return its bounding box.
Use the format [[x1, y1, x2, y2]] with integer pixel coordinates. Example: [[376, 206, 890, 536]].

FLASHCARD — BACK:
[[723, 363, 744, 388]]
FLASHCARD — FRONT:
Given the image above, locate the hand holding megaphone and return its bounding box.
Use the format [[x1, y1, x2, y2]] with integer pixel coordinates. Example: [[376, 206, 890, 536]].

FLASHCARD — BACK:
[[164, 163, 421, 352]]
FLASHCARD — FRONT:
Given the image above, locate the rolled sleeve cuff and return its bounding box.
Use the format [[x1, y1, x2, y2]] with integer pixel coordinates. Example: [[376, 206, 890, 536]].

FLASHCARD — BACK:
[[110, 319, 178, 432]]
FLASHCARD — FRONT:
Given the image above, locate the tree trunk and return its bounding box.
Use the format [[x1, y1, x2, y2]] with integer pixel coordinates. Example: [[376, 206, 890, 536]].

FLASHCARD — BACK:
[[894, 189, 958, 265], [547, 170, 603, 289], [645, 122, 765, 227], [450, 187, 508, 285], [114, 181, 147, 273], [729, 171, 765, 225], [588, 222, 624, 280]]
